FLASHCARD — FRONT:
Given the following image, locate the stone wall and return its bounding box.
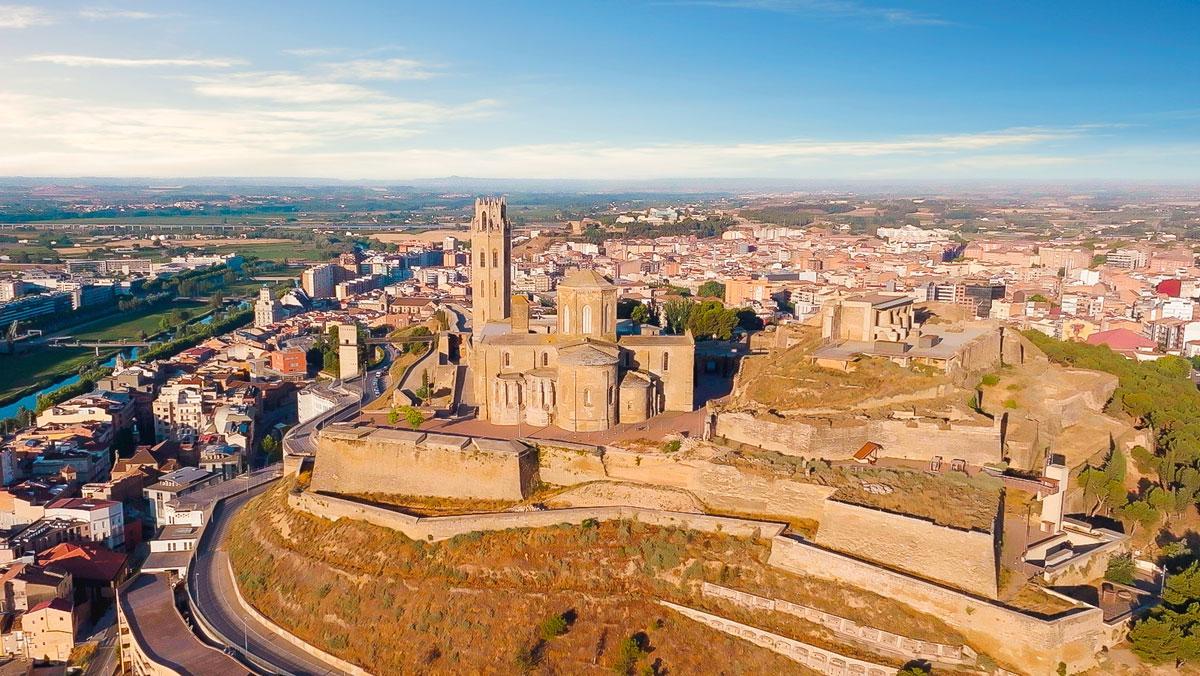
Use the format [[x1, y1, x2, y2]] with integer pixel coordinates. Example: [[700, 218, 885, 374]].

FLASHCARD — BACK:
[[311, 426, 536, 501], [813, 498, 999, 598], [658, 600, 895, 676], [768, 536, 1114, 675], [291, 490, 787, 542], [598, 447, 837, 521], [713, 411, 1001, 465], [700, 582, 976, 665]]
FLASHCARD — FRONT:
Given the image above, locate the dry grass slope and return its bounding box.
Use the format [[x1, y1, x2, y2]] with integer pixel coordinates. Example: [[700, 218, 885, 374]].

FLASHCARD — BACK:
[[229, 481, 986, 674]]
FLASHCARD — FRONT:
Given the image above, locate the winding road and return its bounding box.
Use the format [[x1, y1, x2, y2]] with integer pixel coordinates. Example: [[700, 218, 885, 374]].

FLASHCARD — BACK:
[[189, 482, 348, 676]]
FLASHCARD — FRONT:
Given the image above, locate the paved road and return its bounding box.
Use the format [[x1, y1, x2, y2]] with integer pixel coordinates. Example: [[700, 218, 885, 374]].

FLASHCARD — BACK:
[[190, 482, 347, 676], [83, 625, 119, 676]]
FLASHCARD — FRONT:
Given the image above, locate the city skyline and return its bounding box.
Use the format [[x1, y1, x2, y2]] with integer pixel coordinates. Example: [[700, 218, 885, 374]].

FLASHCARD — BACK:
[[0, 1, 1198, 180]]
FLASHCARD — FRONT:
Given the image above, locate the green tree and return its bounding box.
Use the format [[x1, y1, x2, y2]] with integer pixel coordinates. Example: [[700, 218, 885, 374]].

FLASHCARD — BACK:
[[686, 300, 738, 340], [387, 407, 402, 426], [697, 280, 726, 299], [1078, 448, 1127, 516], [630, 303, 651, 325], [1129, 616, 1182, 665], [1117, 500, 1159, 537], [398, 405, 423, 429], [1104, 553, 1136, 585], [260, 434, 281, 462], [1129, 563, 1200, 667], [662, 298, 694, 335]]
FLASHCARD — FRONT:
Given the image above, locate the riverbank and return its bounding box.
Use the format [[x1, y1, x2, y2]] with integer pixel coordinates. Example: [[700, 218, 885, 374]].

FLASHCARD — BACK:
[[0, 302, 246, 417]]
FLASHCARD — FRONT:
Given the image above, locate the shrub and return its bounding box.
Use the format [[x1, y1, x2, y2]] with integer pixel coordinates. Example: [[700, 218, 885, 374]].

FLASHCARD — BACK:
[[980, 374, 1000, 386], [539, 613, 568, 641], [661, 439, 682, 453], [1003, 398, 1019, 409], [613, 637, 648, 674], [1105, 553, 1136, 585]]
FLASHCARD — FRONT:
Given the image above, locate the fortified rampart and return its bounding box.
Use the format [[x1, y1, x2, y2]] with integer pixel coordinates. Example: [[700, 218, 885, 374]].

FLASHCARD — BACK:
[[290, 490, 786, 542], [813, 498, 999, 598], [768, 536, 1122, 675], [712, 411, 1001, 465], [311, 425, 537, 501], [545, 443, 838, 521]]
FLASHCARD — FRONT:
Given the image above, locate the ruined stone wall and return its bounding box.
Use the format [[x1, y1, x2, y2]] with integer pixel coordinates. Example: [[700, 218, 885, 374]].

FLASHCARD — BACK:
[[713, 411, 1000, 464], [658, 600, 894, 676], [311, 433, 535, 501], [813, 499, 999, 598], [699, 582, 975, 665], [866, 418, 1000, 465], [768, 536, 1112, 675], [291, 490, 786, 542], [533, 444, 837, 521], [535, 443, 608, 486]]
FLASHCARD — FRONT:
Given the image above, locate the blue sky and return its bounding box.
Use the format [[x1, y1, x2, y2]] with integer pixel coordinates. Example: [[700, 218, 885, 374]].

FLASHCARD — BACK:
[[0, 1, 1197, 180]]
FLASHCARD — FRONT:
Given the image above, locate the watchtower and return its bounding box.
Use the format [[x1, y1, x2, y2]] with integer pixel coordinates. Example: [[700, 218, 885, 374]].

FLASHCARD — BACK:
[[470, 196, 511, 329]]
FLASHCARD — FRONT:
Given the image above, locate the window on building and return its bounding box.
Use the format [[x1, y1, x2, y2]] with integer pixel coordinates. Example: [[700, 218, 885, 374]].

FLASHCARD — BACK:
[[607, 386, 613, 405], [541, 352, 549, 367], [503, 351, 511, 367], [492, 249, 498, 267], [582, 305, 593, 334], [662, 352, 669, 371], [563, 306, 571, 333], [584, 388, 591, 406]]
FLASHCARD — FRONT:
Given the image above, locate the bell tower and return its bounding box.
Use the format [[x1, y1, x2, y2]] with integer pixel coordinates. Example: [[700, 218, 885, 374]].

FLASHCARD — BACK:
[[470, 196, 512, 329]]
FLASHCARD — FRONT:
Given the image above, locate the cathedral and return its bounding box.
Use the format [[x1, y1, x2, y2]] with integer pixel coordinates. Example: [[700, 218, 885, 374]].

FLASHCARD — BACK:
[[469, 197, 695, 432]]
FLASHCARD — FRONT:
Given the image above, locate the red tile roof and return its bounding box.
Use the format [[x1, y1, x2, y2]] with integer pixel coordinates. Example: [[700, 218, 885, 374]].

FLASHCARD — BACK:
[[1086, 328, 1156, 352], [38, 542, 128, 583]]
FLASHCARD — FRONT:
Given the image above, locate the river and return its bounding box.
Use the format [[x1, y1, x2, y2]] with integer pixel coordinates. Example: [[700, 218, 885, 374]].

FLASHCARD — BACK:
[[0, 348, 139, 420], [0, 300, 249, 420]]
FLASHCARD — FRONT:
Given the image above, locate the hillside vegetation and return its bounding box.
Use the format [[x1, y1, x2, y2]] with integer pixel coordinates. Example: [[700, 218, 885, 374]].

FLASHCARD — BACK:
[[229, 481, 982, 674]]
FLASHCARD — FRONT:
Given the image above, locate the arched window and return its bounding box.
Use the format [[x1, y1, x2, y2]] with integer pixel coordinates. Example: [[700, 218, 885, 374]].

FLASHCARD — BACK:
[[478, 251, 484, 268], [541, 352, 549, 367], [662, 352, 669, 371], [583, 388, 591, 406], [582, 305, 593, 334], [492, 249, 498, 267], [563, 306, 572, 333], [503, 351, 511, 367]]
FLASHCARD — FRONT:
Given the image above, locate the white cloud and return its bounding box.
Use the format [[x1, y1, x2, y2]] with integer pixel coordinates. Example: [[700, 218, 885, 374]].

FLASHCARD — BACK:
[[25, 54, 244, 68], [283, 47, 345, 57], [0, 90, 498, 176], [0, 4, 51, 28], [0, 90, 1098, 180], [322, 58, 437, 81], [78, 8, 161, 20], [188, 72, 387, 103]]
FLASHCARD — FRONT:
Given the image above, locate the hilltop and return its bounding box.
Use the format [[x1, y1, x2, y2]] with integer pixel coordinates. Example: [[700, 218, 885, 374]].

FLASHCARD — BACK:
[[229, 480, 983, 675]]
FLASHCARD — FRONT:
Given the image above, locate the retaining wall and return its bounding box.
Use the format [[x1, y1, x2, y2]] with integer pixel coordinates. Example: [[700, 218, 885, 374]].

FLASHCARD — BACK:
[[291, 490, 787, 542], [659, 600, 895, 676], [712, 411, 1001, 465], [813, 498, 999, 597], [767, 536, 1115, 675], [700, 581, 975, 665]]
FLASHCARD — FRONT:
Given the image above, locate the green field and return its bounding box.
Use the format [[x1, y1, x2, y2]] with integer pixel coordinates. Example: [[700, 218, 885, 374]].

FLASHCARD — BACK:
[[0, 347, 99, 403], [205, 241, 331, 261], [73, 302, 205, 341]]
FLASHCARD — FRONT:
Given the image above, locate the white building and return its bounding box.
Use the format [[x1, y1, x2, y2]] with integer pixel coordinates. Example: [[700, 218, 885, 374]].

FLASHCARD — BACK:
[[43, 498, 124, 549]]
